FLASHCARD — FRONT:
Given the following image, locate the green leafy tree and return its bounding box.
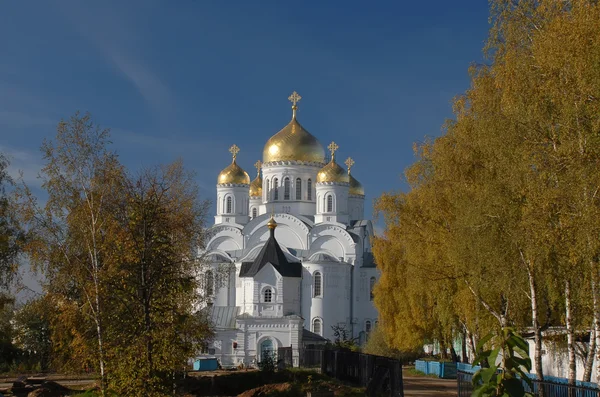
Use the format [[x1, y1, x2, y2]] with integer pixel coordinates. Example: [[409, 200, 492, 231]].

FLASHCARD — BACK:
[[104, 161, 212, 396], [472, 328, 533, 397]]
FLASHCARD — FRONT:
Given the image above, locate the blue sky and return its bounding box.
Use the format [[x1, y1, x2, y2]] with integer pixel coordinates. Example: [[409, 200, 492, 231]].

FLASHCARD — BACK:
[[1, 0, 490, 222]]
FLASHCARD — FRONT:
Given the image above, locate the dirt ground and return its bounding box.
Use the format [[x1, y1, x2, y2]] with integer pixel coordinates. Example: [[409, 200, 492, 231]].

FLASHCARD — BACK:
[[403, 375, 457, 397]]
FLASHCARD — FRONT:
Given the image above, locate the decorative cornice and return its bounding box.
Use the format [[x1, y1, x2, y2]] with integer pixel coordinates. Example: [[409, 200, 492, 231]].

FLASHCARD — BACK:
[[348, 193, 365, 198], [216, 183, 250, 188], [315, 181, 350, 187], [262, 160, 325, 168]]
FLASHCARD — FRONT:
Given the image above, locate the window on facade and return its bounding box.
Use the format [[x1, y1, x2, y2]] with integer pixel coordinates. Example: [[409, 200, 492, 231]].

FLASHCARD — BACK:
[[252, 207, 257, 219], [226, 197, 233, 214], [284, 177, 290, 200], [327, 195, 333, 212], [264, 288, 272, 302], [273, 178, 279, 200], [313, 318, 322, 336], [366, 320, 372, 334], [369, 277, 376, 301], [296, 178, 302, 200], [307, 179, 312, 200], [205, 270, 214, 296], [314, 272, 322, 297]]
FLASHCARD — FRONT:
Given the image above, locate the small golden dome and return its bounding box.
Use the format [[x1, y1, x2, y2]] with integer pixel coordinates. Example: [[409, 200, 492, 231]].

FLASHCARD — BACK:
[[317, 160, 349, 183], [263, 92, 325, 164], [267, 216, 278, 230], [218, 160, 250, 185], [349, 174, 364, 196], [249, 160, 262, 197], [218, 144, 250, 185], [317, 142, 348, 184], [344, 157, 364, 196]]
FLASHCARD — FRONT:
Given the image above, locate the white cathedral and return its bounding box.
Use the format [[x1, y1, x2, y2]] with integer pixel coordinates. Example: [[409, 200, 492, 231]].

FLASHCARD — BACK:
[[202, 92, 379, 367]]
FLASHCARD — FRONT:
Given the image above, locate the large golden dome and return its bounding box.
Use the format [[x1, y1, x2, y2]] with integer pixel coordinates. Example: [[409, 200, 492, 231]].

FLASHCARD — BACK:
[[249, 160, 263, 197], [317, 141, 349, 184], [218, 145, 250, 185], [263, 92, 325, 164]]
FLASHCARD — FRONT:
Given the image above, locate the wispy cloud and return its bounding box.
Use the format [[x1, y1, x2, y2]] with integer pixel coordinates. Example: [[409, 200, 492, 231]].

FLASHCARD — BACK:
[[57, 1, 175, 117]]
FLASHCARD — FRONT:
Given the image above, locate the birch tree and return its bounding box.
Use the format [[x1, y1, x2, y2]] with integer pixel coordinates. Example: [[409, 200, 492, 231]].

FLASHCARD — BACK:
[[18, 113, 123, 394]]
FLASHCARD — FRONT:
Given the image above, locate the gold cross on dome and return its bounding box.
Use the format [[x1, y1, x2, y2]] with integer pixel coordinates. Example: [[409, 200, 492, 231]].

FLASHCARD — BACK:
[[345, 157, 355, 174], [327, 141, 339, 160], [254, 160, 262, 175], [288, 91, 302, 107], [229, 144, 240, 161]]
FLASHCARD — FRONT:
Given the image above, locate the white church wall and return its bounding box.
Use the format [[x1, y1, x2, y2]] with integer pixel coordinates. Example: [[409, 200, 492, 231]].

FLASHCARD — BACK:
[[352, 267, 380, 336], [301, 262, 351, 340], [348, 196, 365, 221], [282, 277, 301, 315], [260, 163, 320, 217], [527, 339, 598, 382]]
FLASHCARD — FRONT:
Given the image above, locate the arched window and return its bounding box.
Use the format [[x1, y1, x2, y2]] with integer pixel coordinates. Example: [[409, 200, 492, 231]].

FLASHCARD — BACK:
[[296, 178, 302, 200], [366, 320, 372, 334], [313, 272, 322, 297], [327, 195, 333, 212], [313, 318, 322, 336], [252, 207, 257, 219], [226, 196, 233, 214], [284, 177, 290, 200], [307, 179, 312, 201], [370, 277, 376, 301], [273, 178, 279, 200], [264, 288, 272, 302], [205, 270, 214, 296]]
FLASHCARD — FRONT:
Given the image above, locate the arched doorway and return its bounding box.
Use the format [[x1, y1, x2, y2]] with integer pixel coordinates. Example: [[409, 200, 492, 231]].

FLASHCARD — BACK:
[[260, 339, 274, 362]]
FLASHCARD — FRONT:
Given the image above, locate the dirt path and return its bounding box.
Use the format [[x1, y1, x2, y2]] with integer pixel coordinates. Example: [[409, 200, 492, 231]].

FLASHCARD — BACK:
[[403, 375, 457, 397]]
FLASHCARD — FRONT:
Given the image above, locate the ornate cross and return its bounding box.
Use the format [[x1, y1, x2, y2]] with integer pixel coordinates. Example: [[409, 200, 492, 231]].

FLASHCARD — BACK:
[[345, 157, 355, 174], [254, 160, 262, 176], [288, 91, 302, 107], [229, 144, 240, 161], [327, 141, 339, 160]]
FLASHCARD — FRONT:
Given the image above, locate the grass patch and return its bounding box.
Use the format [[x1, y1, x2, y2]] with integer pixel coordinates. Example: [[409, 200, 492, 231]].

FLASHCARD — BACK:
[[404, 366, 440, 378]]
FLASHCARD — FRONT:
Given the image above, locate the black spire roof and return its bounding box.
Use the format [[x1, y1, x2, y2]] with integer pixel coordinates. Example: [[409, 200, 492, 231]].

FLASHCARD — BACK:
[[239, 218, 302, 278]]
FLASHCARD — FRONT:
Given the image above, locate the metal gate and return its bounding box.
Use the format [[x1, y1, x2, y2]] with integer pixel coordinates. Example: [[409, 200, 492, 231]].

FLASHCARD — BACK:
[[278, 346, 293, 368]]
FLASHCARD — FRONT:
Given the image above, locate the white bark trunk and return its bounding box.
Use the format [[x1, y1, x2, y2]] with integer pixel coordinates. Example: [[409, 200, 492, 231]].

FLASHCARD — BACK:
[[527, 262, 544, 382]]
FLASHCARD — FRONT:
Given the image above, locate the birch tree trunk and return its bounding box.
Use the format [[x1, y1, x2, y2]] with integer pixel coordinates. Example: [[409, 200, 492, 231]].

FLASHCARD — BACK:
[[583, 326, 595, 383]]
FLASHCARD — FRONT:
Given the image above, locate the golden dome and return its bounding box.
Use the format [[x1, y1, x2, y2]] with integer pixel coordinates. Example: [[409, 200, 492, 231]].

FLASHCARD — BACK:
[[263, 92, 325, 164], [349, 174, 364, 196], [218, 144, 250, 185], [249, 160, 263, 197], [317, 142, 349, 184]]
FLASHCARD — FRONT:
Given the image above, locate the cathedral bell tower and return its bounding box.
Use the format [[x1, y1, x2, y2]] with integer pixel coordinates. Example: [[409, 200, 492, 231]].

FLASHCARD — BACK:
[[315, 142, 350, 224], [215, 144, 250, 225]]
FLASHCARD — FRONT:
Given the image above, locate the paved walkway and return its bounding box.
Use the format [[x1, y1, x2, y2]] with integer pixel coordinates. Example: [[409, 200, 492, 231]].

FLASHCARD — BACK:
[[403, 375, 457, 396]]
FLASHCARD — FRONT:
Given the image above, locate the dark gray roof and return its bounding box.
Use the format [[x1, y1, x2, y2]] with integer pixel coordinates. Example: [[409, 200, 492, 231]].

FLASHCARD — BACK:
[[302, 328, 329, 342], [239, 227, 302, 278]]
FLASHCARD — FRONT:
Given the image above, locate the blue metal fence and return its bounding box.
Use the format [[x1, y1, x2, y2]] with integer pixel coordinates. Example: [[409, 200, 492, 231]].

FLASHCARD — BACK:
[[457, 369, 599, 397], [414, 360, 457, 379]]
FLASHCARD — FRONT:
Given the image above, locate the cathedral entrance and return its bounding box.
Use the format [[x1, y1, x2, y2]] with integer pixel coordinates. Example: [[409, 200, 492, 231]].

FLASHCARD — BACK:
[[260, 339, 274, 362]]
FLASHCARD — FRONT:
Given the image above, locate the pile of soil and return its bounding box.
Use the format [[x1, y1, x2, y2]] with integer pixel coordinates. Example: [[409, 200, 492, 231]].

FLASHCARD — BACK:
[[236, 382, 293, 397]]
